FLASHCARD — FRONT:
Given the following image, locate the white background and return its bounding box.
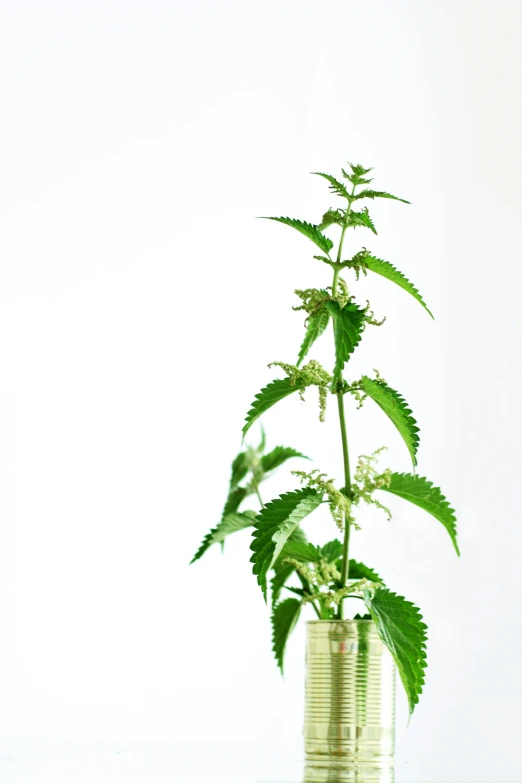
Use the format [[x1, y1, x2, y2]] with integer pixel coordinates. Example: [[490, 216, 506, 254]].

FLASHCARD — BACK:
[[0, 1, 521, 781]]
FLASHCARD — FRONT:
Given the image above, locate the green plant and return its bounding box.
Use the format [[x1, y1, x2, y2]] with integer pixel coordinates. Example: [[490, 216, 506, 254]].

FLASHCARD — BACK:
[[191, 162, 458, 715]]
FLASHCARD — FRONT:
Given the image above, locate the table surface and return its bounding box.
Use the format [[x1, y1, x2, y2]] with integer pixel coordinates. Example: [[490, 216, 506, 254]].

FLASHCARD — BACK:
[[0, 737, 516, 783]]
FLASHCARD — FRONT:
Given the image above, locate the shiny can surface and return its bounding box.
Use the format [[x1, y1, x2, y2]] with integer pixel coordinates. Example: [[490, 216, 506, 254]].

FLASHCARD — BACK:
[[303, 620, 396, 783]]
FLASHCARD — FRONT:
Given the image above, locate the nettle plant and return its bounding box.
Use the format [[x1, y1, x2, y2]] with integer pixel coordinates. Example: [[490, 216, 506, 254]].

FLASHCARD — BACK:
[[191, 163, 459, 715]]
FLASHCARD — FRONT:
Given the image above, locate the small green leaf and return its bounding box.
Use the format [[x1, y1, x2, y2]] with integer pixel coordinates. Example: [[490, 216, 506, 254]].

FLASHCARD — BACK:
[[354, 189, 410, 204], [348, 207, 377, 234], [346, 162, 373, 177], [320, 539, 344, 563], [318, 209, 344, 230], [261, 446, 310, 473], [358, 376, 420, 466], [261, 216, 334, 254], [349, 559, 385, 585], [257, 425, 267, 453], [278, 539, 321, 563], [222, 486, 248, 516], [313, 254, 333, 266], [191, 510, 257, 564], [297, 309, 330, 366], [326, 300, 366, 385], [250, 488, 323, 599], [380, 473, 459, 555], [364, 587, 427, 715], [312, 172, 350, 200], [243, 379, 301, 438], [272, 598, 302, 673], [230, 451, 249, 489], [361, 256, 433, 318]]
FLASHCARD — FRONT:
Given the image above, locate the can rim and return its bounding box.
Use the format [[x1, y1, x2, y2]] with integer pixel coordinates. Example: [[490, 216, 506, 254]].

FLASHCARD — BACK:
[[306, 618, 374, 624]]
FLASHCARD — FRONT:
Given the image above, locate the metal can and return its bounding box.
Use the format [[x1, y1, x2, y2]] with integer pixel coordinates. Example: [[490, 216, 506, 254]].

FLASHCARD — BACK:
[[303, 620, 396, 782]]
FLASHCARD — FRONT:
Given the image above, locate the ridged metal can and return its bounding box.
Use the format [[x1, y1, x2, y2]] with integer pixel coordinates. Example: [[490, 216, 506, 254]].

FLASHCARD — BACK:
[[303, 620, 396, 783]]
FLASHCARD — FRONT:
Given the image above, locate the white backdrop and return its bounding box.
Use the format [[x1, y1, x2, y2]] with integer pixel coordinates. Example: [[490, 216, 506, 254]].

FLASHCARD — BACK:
[[0, 1, 521, 781]]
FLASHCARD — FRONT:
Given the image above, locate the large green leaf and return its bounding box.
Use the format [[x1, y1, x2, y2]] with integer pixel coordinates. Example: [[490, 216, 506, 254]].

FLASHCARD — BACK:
[[362, 256, 433, 318], [271, 561, 296, 606], [358, 376, 420, 467], [326, 300, 366, 385], [297, 309, 330, 366], [261, 216, 334, 254], [243, 378, 301, 438], [312, 172, 350, 199], [354, 189, 410, 204], [364, 588, 427, 715], [250, 488, 323, 599], [271, 527, 309, 605], [261, 446, 309, 473], [380, 473, 459, 555], [190, 510, 257, 563], [272, 598, 302, 673]]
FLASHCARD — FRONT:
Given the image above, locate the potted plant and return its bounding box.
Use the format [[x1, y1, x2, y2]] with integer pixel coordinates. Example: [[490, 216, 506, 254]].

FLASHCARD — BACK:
[[191, 162, 459, 782]]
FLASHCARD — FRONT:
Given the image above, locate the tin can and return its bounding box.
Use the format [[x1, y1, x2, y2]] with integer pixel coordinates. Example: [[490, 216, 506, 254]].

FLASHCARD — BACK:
[[303, 620, 396, 782]]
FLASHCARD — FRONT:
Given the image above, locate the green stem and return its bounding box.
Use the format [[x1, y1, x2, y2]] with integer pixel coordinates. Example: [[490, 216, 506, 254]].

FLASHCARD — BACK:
[[254, 485, 264, 508], [297, 574, 322, 619], [337, 393, 352, 599], [332, 183, 357, 620]]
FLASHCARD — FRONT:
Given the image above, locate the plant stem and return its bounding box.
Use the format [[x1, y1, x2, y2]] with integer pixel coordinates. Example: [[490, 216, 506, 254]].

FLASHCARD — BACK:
[[337, 393, 352, 607], [254, 486, 264, 508], [332, 184, 357, 620]]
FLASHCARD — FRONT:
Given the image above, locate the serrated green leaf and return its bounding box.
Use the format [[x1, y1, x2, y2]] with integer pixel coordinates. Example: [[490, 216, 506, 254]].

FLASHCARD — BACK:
[[272, 598, 302, 673], [364, 587, 427, 714], [342, 167, 373, 186], [261, 216, 334, 254], [358, 376, 420, 467], [312, 172, 350, 199], [326, 300, 366, 385], [243, 378, 301, 438], [318, 209, 345, 230], [313, 255, 333, 266], [271, 562, 295, 606], [278, 539, 321, 563], [348, 162, 373, 177], [354, 189, 410, 204], [261, 446, 310, 473], [222, 486, 248, 516], [297, 309, 330, 366], [361, 256, 433, 318], [250, 488, 323, 599], [348, 207, 377, 234], [190, 510, 258, 564], [320, 539, 344, 563], [271, 527, 308, 605], [348, 559, 385, 585], [380, 473, 459, 555], [230, 451, 249, 489]]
